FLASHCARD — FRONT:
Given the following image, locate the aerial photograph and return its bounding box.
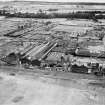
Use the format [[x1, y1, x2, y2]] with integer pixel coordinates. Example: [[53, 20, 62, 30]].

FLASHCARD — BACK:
[[0, 0, 105, 105]]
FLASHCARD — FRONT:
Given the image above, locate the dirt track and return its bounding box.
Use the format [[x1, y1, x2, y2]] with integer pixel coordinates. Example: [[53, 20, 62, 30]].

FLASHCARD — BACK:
[[0, 67, 104, 105]]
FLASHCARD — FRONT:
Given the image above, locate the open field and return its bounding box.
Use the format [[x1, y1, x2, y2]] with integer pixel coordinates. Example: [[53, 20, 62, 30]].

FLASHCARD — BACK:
[[0, 66, 104, 105]]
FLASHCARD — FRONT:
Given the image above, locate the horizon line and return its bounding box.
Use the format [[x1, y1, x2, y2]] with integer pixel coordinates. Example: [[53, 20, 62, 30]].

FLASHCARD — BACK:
[[0, 0, 105, 3]]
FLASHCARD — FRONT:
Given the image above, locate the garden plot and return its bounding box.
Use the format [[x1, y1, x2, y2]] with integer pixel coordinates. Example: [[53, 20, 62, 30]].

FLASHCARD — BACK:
[[46, 52, 65, 61]]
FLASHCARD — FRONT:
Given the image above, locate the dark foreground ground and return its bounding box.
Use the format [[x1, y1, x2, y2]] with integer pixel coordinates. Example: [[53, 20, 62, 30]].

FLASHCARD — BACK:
[[0, 66, 104, 105]]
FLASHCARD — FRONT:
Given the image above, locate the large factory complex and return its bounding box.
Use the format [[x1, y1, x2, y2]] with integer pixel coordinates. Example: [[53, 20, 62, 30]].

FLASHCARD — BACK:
[[0, 2, 105, 76], [0, 18, 105, 76]]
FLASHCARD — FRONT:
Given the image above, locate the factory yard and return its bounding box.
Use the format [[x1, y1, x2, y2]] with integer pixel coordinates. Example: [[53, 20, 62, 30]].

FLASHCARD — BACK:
[[0, 1, 105, 105]]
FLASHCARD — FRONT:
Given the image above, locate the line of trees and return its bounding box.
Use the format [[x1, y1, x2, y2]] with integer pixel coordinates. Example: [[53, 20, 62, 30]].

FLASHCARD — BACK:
[[0, 9, 105, 20]]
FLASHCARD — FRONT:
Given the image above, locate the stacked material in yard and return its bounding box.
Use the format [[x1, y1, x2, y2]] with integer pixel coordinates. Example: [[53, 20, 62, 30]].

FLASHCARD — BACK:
[[52, 39, 77, 54], [46, 52, 65, 62], [71, 64, 88, 73], [52, 47, 67, 53], [87, 45, 105, 53], [75, 45, 105, 58], [72, 57, 105, 65], [80, 40, 103, 47], [75, 48, 91, 57], [71, 56, 105, 74]]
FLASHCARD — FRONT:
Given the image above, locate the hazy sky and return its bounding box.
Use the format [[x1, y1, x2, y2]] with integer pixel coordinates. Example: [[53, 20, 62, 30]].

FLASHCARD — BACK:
[[0, 0, 105, 3]]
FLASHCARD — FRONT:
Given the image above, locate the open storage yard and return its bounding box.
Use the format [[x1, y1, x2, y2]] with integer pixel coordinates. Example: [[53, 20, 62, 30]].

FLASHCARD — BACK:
[[0, 1, 105, 105]]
